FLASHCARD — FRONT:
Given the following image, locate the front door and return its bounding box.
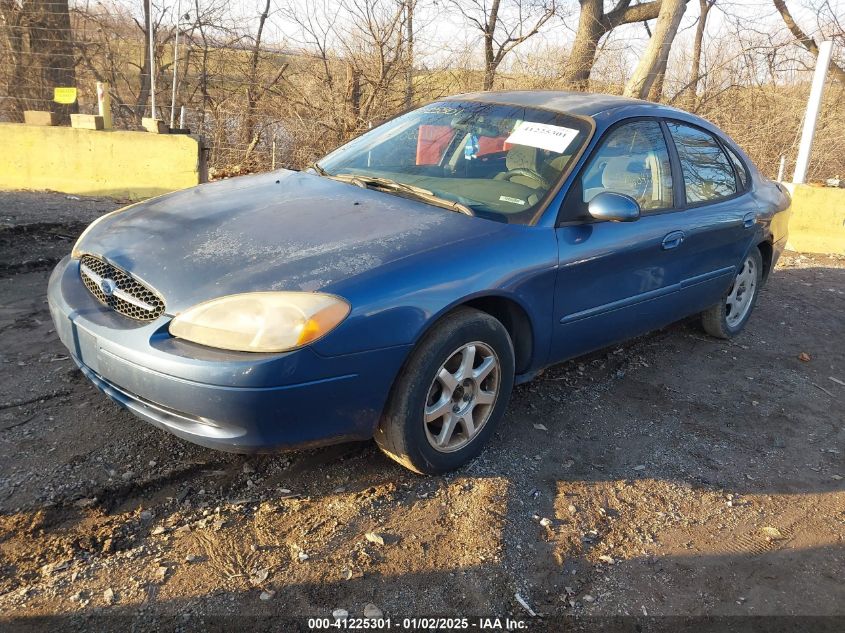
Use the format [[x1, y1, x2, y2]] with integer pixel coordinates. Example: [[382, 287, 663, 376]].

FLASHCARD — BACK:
[[550, 118, 690, 363]]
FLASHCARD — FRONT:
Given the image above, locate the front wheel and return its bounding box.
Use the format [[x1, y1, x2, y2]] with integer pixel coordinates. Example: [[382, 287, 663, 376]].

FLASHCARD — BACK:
[[375, 308, 515, 474], [701, 248, 763, 339]]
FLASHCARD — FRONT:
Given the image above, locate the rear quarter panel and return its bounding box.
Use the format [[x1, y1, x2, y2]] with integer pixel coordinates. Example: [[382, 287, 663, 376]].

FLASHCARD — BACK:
[[753, 178, 791, 246]]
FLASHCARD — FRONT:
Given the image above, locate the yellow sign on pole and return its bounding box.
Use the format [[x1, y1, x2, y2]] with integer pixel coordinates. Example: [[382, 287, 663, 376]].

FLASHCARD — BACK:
[[53, 87, 78, 105]]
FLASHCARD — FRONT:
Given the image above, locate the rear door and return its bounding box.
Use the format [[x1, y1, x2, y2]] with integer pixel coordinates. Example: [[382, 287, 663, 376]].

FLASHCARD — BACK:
[[661, 120, 758, 311]]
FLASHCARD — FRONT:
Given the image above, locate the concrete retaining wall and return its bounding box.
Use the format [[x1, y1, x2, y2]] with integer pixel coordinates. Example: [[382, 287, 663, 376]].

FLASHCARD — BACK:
[[0, 123, 204, 200], [785, 183, 845, 255]]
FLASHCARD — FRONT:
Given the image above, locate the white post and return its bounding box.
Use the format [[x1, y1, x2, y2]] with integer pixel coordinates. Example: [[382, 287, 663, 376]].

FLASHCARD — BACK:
[[169, 0, 181, 128], [96, 81, 112, 129], [777, 155, 786, 182], [179, 105, 186, 128], [792, 40, 833, 184], [148, 0, 156, 119]]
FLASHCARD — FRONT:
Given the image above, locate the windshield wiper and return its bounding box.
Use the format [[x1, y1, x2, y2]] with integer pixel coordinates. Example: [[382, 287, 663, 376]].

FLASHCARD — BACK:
[[308, 162, 329, 177], [331, 173, 474, 216]]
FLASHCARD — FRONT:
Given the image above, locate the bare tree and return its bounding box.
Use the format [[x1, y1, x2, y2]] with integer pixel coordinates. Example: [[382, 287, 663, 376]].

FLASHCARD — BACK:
[[75, 0, 176, 123], [451, 0, 556, 90], [623, 0, 688, 98], [137, 0, 154, 118], [562, 0, 663, 90], [342, 0, 407, 117], [0, 0, 77, 119], [280, 0, 409, 157], [240, 0, 289, 160], [682, 0, 714, 107], [404, 0, 414, 107], [772, 0, 845, 83], [29, 0, 77, 115], [2, 0, 843, 183], [0, 0, 30, 118]]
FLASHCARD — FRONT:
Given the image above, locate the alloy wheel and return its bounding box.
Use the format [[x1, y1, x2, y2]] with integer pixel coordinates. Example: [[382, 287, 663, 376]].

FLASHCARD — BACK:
[[423, 341, 501, 453], [726, 256, 757, 327]]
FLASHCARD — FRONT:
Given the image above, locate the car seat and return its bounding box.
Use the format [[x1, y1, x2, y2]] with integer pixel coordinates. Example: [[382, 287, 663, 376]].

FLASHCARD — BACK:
[[494, 145, 549, 190]]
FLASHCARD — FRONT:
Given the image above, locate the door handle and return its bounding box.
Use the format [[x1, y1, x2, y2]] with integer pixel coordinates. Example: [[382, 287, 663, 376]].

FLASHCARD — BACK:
[[661, 230, 686, 250], [743, 212, 757, 228]]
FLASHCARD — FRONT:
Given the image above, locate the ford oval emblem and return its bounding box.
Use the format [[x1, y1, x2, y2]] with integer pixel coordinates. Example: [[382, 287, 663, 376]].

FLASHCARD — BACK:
[[101, 278, 117, 297]]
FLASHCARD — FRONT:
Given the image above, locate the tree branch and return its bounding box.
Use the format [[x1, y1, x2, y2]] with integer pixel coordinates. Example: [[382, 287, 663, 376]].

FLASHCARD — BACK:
[[772, 0, 845, 83], [604, 0, 662, 30]]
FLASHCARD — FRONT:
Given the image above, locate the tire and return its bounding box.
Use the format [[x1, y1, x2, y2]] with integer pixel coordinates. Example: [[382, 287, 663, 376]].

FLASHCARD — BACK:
[[701, 247, 763, 339], [375, 307, 515, 474]]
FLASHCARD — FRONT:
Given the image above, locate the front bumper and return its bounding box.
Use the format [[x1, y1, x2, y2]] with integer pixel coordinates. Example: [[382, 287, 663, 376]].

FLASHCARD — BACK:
[[47, 256, 410, 452]]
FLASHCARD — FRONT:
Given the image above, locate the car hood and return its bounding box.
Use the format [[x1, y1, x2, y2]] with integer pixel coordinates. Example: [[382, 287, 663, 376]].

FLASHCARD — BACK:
[[75, 170, 503, 313]]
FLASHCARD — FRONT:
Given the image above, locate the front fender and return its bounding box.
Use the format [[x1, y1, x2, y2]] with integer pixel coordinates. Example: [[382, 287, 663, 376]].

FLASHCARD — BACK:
[[312, 224, 559, 369]]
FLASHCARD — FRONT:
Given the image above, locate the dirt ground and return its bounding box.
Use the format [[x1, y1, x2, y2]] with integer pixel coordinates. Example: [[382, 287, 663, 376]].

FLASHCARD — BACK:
[[0, 191, 843, 632]]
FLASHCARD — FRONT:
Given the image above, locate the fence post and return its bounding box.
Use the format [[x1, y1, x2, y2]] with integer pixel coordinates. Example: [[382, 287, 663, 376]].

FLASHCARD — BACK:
[[97, 82, 112, 129], [148, 0, 157, 119], [792, 40, 834, 184], [170, 0, 182, 128]]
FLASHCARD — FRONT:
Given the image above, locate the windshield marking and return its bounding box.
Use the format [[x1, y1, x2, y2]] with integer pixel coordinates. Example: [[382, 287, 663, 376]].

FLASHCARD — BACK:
[[505, 122, 580, 154]]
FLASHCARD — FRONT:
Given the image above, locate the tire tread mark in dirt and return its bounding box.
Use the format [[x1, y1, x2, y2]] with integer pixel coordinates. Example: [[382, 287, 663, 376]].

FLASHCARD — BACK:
[[0, 221, 88, 278], [7, 461, 234, 531], [91, 460, 235, 514], [720, 522, 797, 557], [0, 259, 61, 277], [0, 221, 90, 238], [0, 414, 37, 432], [0, 389, 72, 412]]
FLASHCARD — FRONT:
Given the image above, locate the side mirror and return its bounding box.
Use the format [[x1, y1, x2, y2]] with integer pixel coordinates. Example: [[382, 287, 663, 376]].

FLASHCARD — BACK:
[[587, 192, 641, 222]]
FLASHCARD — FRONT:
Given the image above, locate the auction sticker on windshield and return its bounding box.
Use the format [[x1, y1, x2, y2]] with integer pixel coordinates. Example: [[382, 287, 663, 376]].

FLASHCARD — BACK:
[[506, 121, 579, 153]]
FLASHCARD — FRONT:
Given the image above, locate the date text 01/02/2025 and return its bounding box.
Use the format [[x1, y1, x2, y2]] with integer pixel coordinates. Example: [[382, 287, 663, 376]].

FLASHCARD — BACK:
[[306, 616, 529, 630]]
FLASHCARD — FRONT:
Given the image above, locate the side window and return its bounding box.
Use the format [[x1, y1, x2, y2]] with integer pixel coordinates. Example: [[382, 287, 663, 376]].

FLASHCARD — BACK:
[[724, 144, 749, 191], [667, 122, 737, 203], [581, 120, 673, 212]]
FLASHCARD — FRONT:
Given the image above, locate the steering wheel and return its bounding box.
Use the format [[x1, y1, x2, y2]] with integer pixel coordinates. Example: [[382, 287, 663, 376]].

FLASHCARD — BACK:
[[498, 167, 550, 189]]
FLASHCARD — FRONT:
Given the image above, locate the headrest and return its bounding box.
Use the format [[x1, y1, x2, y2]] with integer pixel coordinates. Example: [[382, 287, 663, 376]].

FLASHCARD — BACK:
[[543, 154, 569, 177], [602, 156, 645, 192], [506, 145, 538, 171], [545, 155, 568, 172]]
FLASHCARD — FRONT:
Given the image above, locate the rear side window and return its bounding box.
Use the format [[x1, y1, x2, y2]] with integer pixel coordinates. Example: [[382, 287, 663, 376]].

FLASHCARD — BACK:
[[724, 145, 749, 190], [580, 120, 673, 212], [667, 122, 736, 203]]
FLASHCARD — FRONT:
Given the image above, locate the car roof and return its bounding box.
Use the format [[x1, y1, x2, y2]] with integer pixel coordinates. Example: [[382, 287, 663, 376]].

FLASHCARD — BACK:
[[445, 90, 663, 117]]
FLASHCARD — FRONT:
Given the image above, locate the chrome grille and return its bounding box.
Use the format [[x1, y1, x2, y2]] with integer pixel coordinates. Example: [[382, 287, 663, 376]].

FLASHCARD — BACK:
[[79, 254, 165, 321]]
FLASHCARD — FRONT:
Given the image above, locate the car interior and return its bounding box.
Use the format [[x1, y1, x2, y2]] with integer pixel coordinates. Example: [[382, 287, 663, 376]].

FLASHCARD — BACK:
[[321, 104, 594, 219], [344, 130, 575, 216], [581, 122, 673, 212]]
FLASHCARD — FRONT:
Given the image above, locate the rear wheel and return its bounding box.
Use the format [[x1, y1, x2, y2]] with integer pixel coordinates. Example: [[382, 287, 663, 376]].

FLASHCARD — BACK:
[[375, 308, 515, 474], [701, 248, 763, 339]]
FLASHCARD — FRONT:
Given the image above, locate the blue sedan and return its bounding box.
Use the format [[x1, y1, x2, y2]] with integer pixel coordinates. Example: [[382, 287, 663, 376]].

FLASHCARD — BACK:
[[48, 91, 791, 473]]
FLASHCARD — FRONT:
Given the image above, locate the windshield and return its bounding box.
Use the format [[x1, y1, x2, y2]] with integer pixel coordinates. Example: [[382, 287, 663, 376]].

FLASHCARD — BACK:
[[317, 100, 592, 223]]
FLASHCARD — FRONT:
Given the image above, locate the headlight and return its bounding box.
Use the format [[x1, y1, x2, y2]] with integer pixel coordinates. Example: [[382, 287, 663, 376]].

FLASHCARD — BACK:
[[168, 292, 350, 353]]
